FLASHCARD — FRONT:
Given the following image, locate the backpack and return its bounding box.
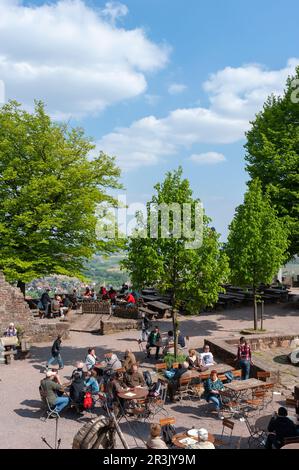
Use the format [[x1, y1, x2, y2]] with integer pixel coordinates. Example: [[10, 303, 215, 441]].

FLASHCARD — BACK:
[[162, 424, 176, 446], [83, 391, 93, 410], [164, 369, 176, 380], [149, 379, 162, 397], [143, 370, 152, 388]]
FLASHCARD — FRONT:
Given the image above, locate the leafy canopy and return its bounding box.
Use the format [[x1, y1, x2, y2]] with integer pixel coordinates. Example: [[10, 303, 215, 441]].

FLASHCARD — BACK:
[[226, 178, 289, 288], [0, 100, 122, 283], [245, 66, 299, 256], [122, 167, 229, 314]]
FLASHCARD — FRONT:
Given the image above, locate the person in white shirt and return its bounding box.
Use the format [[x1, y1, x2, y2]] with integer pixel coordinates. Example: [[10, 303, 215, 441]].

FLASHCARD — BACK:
[[85, 348, 97, 370], [196, 428, 215, 449], [200, 344, 214, 367]]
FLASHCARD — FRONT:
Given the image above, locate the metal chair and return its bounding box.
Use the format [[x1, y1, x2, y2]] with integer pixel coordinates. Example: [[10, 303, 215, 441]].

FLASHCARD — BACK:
[[243, 414, 267, 448], [146, 383, 168, 419], [214, 418, 235, 448], [39, 386, 61, 421]]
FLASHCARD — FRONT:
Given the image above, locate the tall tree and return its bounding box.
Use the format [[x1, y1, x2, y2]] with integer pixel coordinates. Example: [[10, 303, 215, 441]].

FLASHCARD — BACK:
[[245, 66, 299, 256], [122, 167, 229, 357], [0, 101, 122, 293], [226, 179, 289, 330]]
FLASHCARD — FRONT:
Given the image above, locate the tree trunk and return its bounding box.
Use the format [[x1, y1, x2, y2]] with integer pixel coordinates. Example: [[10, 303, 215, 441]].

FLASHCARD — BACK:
[[260, 301, 264, 330], [17, 280, 26, 297], [253, 286, 258, 330], [171, 290, 178, 360]]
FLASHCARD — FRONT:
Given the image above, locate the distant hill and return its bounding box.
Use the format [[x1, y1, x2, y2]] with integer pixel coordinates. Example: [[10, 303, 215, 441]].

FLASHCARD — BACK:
[[83, 253, 129, 288]]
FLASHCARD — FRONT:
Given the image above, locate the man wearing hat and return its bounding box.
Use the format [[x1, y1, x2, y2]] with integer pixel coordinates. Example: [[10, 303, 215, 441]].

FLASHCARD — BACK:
[[40, 370, 69, 413]]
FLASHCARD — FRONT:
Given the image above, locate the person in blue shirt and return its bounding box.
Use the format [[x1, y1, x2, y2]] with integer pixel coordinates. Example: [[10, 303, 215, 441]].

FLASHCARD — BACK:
[[84, 370, 100, 394]]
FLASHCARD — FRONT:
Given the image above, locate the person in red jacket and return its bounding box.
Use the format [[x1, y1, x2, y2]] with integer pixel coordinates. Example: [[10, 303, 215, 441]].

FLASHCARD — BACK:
[[125, 292, 136, 308]]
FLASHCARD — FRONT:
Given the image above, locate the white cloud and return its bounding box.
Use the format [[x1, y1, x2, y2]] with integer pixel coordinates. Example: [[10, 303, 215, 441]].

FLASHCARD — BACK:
[[168, 83, 187, 95], [99, 59, 299, 170], [101, 2, 128, 25], [0, 0, 169, 118], [190, 152, 226, 165]]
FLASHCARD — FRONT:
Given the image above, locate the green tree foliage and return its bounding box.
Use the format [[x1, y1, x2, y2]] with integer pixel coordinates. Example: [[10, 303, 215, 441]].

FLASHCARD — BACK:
[[245, 66, 299, 256], [0, 101, 122, 289], [226, 179, 289, 329], [122, 168, 229, 356]]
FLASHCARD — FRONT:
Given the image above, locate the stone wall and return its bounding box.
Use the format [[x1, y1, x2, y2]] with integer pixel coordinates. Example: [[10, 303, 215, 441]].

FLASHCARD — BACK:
[[0, 272, 70, 343], [100, 318, 141, 335], [205, 332, 299, 384]]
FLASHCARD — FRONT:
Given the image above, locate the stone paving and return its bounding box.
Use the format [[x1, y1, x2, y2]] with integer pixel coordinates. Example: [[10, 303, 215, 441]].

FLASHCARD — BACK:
[[0, 298, 298, 449]]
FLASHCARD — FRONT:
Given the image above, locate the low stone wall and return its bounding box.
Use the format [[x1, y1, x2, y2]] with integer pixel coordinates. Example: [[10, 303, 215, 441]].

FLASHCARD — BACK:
[[100, 318, 141, 335], [113, 306, 140, 320], [29, 320, 70, 342], [204, 332, 299, 384]]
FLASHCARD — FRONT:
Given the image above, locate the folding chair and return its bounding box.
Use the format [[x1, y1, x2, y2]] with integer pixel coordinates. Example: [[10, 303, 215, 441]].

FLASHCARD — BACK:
[[243, 389, 267, 414], [214, 418, 235, 448], [257, 371, 271, 382], [243, 414, 267, 448], [176, 377, 193, 401], [232, 369, 242, 380], [147, 383, 168, 419], [39, 386, 61, 421]]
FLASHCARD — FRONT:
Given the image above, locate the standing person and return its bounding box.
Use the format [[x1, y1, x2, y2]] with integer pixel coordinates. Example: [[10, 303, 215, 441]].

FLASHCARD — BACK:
[[140, 313, 150, 342], [47, 335, 64, 370], [236, 337, 252, 380], [40, 288, 51, 317]]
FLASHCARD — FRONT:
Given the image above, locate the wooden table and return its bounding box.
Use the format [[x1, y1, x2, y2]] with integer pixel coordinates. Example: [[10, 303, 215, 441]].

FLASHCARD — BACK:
[[281, 443, 299, 449], [117, 387, 149, 400], [172, 431, 215, 448], [224, 378, 266, 403], [198, 363, 235, 378]]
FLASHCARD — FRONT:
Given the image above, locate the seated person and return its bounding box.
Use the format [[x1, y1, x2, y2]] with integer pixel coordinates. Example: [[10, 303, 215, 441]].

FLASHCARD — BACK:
[[265, 407, 297, 449], [187, 349, 203, 370], [146, 326, 161, 360], [200, 344, 214, 368], [70, 371, 86, 410], [90, 288, 97, 300], [147, 423, 168, 449], [85, 348, 97, 371], [4, 322, 17, 337], [51, 295, 61, 317], [125, 291, 136, 308], [40, 370, 69, 413], [59, 294, 72, 318], [124, 364, 146, 388], [196, 428, 215, 449], [122, 350, 137, 372], [71, 361, 85, 380], [104, 353, 122, 372], [100, 286, 109, 301], [83, 287, 92, 298], [203, 370, 224, 416], [168, 361, 192, 402], [84, 370, 100, 395], [162, 331, 175, 355], [108, 287, 117, 305]]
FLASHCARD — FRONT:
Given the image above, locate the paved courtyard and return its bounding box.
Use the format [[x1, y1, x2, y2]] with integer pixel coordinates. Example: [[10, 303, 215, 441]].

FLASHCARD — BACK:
[[0, 298, 298, 449]]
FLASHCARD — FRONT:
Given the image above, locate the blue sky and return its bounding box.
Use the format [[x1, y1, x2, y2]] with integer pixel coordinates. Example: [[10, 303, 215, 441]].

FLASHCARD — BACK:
[[1, 0, 299, 239]]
